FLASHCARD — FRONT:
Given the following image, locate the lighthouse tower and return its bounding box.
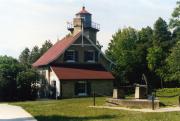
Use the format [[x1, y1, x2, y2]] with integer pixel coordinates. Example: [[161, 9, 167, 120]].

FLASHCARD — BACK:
[[67, 6, 100, 44]]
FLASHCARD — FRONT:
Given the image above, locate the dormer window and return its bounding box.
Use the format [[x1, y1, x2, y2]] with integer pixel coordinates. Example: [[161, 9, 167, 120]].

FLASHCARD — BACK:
[[64, 50, 78, 63], [84, 50, 95, 63]]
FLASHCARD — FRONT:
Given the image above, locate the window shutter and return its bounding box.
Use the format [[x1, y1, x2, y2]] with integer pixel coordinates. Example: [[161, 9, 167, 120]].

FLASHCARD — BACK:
[[74, 82, 78, 96], [87, 82, 91, 96], [75, 51, 78, 62], [95, 51, 98, 62]]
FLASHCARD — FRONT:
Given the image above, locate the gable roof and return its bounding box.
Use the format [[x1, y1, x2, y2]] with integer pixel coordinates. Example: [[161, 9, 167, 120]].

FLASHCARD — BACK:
[[32, 33, 81, 67]]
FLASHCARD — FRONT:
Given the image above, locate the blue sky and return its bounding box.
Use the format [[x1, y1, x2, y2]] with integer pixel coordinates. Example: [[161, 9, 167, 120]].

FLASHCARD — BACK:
[[0, 0, 177, 58]]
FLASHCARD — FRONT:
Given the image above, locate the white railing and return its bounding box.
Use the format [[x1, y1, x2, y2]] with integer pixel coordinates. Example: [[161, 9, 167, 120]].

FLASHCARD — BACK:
[[67, 21, 100, 30], [91, 21, 100, 30]]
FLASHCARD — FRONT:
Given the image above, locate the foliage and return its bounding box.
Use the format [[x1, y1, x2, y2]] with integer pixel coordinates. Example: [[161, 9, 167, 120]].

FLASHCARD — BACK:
[[146, 47, 164, 71], [153, 17, 171, 49], [146, 18, 171, 87], [106, 27, 143, 85], [165, 41, 180, 82], [29, 46, 40, 64], [19, 40, 53, 66], [0, 56, 25, 101], [40, 40, 53, 55], [19, 48, 30, 66], [17, 69, 39, 100], [0, 56, 39, 101], [169, 1, 180, 29]]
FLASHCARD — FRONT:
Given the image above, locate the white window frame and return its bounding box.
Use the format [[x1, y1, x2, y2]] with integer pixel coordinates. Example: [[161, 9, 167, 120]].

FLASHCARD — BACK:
[[65, 50, 76, 63], [86, 50, 95, 63]]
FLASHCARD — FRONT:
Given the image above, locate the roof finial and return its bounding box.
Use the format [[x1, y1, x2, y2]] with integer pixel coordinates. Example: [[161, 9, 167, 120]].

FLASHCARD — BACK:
[[82, 6, 85, 10]]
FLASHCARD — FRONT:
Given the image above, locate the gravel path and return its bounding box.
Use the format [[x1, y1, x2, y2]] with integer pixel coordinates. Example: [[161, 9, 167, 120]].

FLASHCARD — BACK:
[[0, 104, 37, 121], [89, 106, 180, 112]]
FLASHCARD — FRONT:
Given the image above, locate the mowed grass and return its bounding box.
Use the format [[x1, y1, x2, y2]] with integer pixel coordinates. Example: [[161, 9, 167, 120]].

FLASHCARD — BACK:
[[12, 97, 180, 121], [156, 88, 180, 107]]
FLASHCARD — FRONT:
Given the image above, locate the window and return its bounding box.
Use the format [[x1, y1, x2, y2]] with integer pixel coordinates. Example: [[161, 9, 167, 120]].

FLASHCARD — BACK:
[[75, 81, 91, 96], [64, 50, 76, 62], [84, 50, 95, 63], [75, 81, 87, 96]]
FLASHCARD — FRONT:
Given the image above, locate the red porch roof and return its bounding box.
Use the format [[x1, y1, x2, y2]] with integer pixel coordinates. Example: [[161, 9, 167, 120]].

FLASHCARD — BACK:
[[51, 66, 115, 80], [33, 33, 81, 67]]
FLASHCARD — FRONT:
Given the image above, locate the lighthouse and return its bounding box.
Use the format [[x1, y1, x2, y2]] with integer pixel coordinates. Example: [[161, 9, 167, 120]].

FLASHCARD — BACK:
[[67, 6, 100, 44]]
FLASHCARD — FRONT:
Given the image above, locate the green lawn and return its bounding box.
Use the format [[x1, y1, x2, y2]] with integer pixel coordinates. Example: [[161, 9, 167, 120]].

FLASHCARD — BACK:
[[12, 97, 180, 121], [156, 88, 180, 107]]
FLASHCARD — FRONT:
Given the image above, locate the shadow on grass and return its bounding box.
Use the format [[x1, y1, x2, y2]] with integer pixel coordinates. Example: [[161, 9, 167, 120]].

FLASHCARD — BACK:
[[35, 114, 116, 121], [159, 102, 166, 107]]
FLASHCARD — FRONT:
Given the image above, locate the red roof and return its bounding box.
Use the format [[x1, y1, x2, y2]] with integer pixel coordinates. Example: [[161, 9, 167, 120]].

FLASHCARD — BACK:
[[51, 66, 115, 80], [33, 33, 81, 67], [76, 6, 91, 15]]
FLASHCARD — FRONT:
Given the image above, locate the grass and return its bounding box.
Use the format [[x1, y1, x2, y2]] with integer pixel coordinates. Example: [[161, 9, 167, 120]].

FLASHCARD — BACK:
[[12, 97, 180, 121], [156, 88, 180, 107]]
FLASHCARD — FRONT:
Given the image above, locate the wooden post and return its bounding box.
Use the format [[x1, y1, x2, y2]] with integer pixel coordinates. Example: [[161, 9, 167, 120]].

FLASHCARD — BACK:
[[93, 91, 96, 106], [154, 90, 156, 97], [179, 96, 180, 107], [152, 94, 155, 110]]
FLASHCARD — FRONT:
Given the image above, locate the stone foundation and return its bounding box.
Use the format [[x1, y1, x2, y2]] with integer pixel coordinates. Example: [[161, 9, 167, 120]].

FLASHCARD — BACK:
[[106, 98, 160, 109]]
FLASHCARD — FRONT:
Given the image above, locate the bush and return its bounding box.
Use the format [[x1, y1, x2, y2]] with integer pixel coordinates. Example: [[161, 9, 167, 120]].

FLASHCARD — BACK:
[[0, 56, 39, 101], [156, 88, 180, 97], [17, 69, 39, 100]]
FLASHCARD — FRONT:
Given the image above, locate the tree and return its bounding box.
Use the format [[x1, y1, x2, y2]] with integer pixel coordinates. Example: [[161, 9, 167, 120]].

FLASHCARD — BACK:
[[29, 46, 40, 64], [146, 47, 164, 71], [19, 48, 30, 66], [106, 27, 143, 85], [138, 26, 153, 45], [17, 69, 39, 100], [40, 40, 53, 55], [137, 26, 153, 70], [106, 29, 121, 61], [153, 17, 171, 49], [0, 56, 40, 101], [169, 1, 180, 29], [170, 1, 180, 45], [165, 41, 180, 83], [0, 56, 24, 101], [146, 18, 172, 88]]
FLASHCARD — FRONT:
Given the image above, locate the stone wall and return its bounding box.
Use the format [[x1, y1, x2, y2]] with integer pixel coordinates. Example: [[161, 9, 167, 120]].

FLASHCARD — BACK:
[[107, 98, 160, 109], [91, 80, 113, 96], [61, 80, 113, 98]]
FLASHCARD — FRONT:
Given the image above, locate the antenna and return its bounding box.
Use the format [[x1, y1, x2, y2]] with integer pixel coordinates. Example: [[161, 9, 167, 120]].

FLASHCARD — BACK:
[[82, 0, 85, 7], [81, 17, 85, 47]]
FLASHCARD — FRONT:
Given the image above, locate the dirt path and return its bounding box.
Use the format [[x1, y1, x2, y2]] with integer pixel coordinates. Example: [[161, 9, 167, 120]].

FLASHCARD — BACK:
[[89, 106, 180, 112]]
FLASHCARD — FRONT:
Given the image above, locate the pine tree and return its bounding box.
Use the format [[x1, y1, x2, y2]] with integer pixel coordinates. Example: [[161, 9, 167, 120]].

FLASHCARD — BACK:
[[40, 40, 53, 55], [29, 46, 40, 64], [19, 48, 30, 66]]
